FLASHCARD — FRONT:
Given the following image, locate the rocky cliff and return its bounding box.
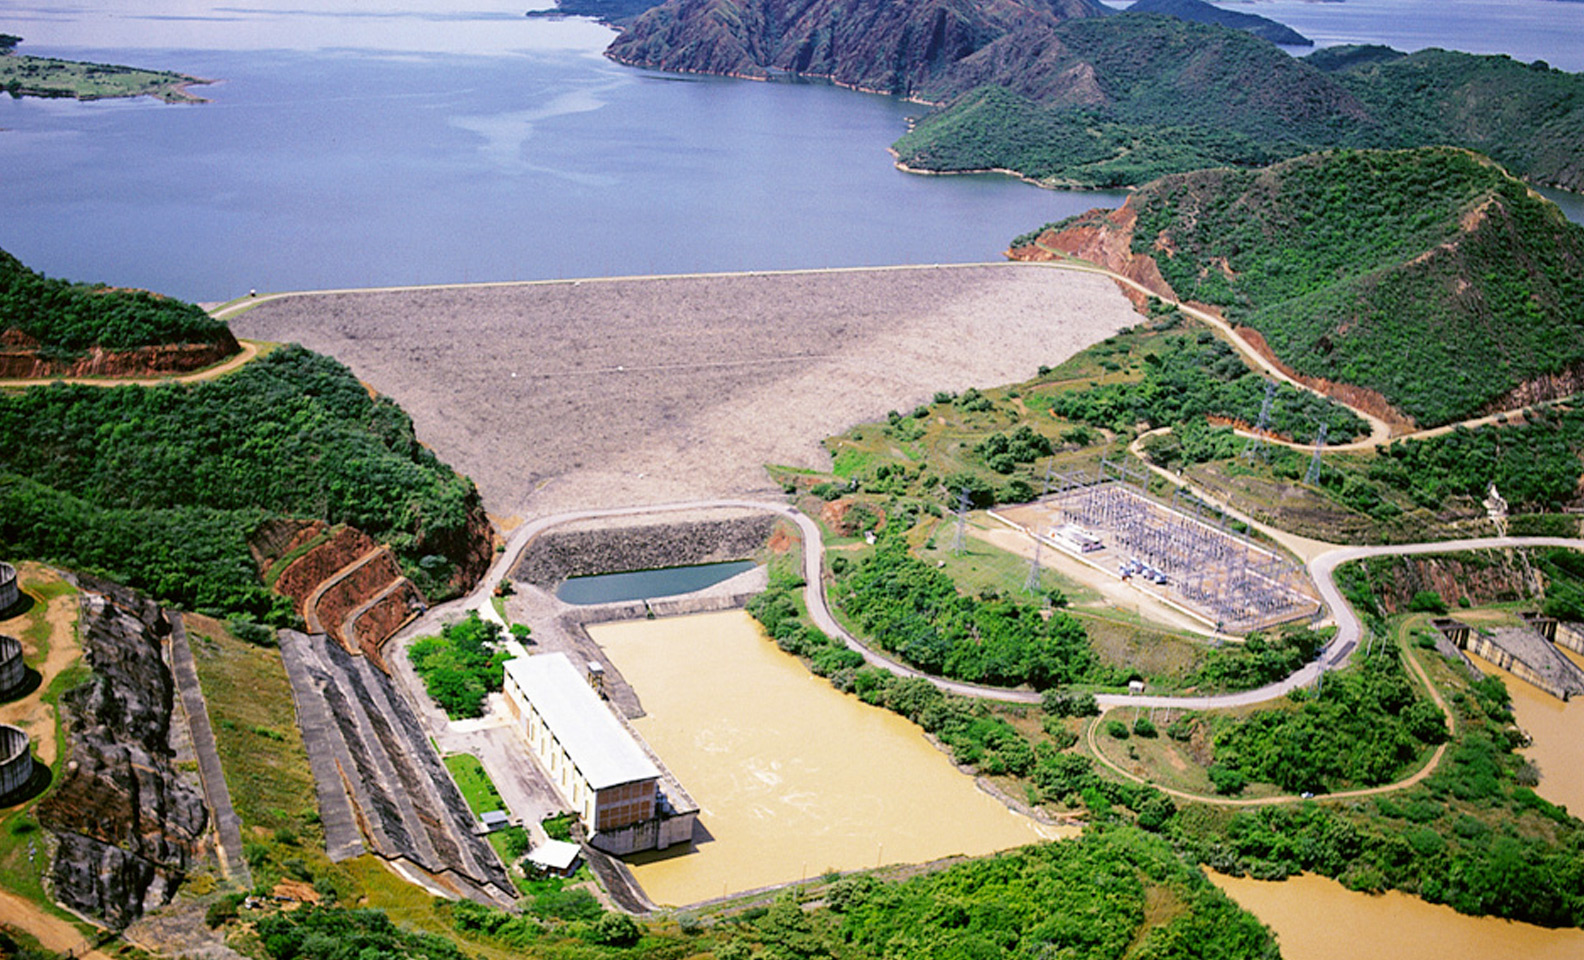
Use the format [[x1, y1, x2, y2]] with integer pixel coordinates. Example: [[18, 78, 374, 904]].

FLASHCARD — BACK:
[[607, 0, 1109, 97], [36, 577, 207, 929]]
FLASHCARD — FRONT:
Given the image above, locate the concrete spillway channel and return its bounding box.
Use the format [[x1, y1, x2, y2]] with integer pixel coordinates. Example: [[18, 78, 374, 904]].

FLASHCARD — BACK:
[[1435, 614, 1584, 701], [278, 629, 514, 905]]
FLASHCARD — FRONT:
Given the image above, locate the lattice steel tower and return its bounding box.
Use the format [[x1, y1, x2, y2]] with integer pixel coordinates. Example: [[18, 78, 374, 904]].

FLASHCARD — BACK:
[[1304, 422, 1329, 485]]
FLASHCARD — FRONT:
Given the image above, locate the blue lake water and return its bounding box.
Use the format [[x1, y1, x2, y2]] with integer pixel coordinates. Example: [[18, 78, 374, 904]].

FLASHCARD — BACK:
[[555, 560, 757, 605], [1, 0, 1581, 300]]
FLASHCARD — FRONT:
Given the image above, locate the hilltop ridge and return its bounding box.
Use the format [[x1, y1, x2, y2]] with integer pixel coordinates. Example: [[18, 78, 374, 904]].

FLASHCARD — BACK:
[[1011, 147, 1584, 428]]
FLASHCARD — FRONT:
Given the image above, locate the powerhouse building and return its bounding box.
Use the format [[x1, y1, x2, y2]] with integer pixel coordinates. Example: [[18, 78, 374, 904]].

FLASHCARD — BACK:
[[503, 652, 697, 855]]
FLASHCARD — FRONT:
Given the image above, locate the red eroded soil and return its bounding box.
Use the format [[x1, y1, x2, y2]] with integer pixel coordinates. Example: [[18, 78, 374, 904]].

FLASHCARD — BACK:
[[316, 550, 404, 650], [351, 584, 425, 668], [274, 527, 380, 611], [1007, 205, 1174, 309], [0, 331, 240, 379]]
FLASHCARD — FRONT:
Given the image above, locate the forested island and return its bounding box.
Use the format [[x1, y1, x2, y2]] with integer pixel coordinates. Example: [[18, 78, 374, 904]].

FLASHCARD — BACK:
[[0, 35, 210, 103]]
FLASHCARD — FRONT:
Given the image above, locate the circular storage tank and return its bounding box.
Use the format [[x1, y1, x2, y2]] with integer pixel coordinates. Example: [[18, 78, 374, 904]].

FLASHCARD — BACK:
[[0, 562, 15, 615], [0, 635, 24, 700], [0, 723, 32, 802]]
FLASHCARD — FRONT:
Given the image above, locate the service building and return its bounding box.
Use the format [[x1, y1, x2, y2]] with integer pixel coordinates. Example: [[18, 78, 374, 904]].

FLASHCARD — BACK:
[[503, 652, 697, 855]]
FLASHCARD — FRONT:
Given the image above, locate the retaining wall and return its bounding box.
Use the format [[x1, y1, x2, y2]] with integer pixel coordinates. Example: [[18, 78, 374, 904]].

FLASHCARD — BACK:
[[512, 515, 776, 586], [0, 723, 31, 800], [1554, 621, 1584, 657], [1463, 633, 1575, 701], [0, 635, 24, 700]]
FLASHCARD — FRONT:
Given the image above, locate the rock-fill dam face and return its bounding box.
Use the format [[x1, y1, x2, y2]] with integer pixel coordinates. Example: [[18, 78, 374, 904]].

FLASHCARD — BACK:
[[36, 577, 208, 930]]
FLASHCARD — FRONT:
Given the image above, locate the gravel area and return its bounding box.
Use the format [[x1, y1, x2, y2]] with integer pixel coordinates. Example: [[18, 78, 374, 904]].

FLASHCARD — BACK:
[[231, 264, 1138, 518]]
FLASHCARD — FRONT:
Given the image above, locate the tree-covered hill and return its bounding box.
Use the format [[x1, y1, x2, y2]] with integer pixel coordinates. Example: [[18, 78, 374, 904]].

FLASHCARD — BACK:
[[1128, 0, 1310, 46], [1016, 148, 1584, 428], [0, 345, 490, 620], [0, 247, 235, 356], [892, 17, 1584, 191]]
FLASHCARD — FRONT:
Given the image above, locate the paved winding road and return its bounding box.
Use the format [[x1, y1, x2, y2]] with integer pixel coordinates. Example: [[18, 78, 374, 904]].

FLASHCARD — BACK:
[[451, 497, 1584, 715]]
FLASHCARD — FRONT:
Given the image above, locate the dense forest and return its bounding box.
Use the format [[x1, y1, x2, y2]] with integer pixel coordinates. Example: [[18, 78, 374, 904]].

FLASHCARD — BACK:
[[0, 346, 484, 619], [0, 247, 232, 353], [833, 537, 1108, 689], [248, 828, 1275, 960], [1201, 645, 1448, 795], [408, 613, 511, 719]]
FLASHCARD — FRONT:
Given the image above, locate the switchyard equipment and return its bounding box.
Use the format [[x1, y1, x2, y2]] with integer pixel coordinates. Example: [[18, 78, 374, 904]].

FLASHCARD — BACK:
[[1048, 458, 1318, 633]]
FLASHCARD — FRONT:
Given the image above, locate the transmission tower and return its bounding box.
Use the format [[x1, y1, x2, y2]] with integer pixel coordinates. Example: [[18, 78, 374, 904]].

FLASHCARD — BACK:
[[1304, 422, 1329, 485], [951, 489, 970, 554], [1041, 459, 1054, 497], [1241, 380, 1278, 462], [1024, 536, 1044, 594]]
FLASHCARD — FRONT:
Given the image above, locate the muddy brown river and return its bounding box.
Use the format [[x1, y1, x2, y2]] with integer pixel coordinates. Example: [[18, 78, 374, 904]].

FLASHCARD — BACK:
[[588, 610, 1071, 906], [1215, 648, 1584, 957], [1213, 872, 1584, 960]]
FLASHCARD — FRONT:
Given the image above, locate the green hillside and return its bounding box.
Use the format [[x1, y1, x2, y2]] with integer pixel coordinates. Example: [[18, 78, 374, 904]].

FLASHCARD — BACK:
[[0, 247, 232, 354], [895, 16, 1584, 191], [0, 345, 485, 620], [1052, 148, 1584, 427], [1128, 149, 1584, 425]]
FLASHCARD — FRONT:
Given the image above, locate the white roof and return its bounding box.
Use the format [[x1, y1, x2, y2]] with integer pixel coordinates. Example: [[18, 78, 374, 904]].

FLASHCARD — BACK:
[[505, 653, 659, 790], [528, 839, 582, 871]]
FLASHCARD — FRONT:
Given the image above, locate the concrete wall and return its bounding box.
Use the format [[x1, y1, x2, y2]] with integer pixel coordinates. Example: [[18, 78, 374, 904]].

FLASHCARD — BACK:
[[590, 809, 697, 856], [0, 723, 33, 800], [512, 515, 775, 586], [1463, 633, 1574, 701], [0, 562, 16, 614], [1555, 621, 1584, 657], [0, 635, 24, 700]]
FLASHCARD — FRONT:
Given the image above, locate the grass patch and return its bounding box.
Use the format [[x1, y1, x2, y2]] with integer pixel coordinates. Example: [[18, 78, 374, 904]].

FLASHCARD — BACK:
[[185, 616, 317, 842], [442, 754, 505, 817]]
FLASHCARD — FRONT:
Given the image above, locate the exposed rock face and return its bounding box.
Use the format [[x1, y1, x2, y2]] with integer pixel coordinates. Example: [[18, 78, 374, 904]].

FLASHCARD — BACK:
[[1362, 551, 1543, 614], [512, 514, 776, 585], [37, 578, 207, 930], [607, 0, 1109, 97], [0, 331, 240, 380]]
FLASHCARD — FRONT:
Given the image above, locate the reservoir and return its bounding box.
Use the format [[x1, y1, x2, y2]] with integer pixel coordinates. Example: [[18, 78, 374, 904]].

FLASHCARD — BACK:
[[555, 560, 756, 605], [5, 1, 1583, 301], [587, 610, 1070, 906]]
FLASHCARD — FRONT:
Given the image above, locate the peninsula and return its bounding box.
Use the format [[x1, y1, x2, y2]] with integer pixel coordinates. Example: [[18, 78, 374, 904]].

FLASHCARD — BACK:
[[0, 36, 210, 103]]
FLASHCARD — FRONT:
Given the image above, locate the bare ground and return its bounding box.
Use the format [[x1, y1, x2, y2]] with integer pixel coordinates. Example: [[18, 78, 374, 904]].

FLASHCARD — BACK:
[[230, 264, 1140, 517]]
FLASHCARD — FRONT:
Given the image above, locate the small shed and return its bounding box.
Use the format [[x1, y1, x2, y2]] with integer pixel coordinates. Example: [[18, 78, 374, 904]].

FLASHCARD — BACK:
[[527, 839, 581, 877], [480, 810, 510, 832]]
